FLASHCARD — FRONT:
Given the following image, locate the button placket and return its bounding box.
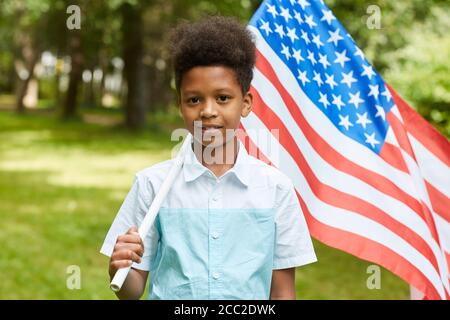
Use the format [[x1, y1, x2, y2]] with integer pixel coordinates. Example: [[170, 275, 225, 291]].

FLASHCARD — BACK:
[[209, 182, 222, 209], [208, 182, 223, 298]]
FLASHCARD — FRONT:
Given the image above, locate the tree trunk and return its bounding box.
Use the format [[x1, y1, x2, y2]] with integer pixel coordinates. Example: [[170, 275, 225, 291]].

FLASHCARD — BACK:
[[121, 3, 147, 130], [14, 33, 39, 114], [63, 30, 83, 119], [83, 68, 95, 108], [15, 56, 37, 114], [55, 70, 61, 109]]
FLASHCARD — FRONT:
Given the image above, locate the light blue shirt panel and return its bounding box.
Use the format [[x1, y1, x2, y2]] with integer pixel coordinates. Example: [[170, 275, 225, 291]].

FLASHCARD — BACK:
[[148, 208, 274, 299]]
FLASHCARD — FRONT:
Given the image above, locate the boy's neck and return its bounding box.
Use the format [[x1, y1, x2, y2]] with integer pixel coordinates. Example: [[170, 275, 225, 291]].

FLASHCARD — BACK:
[[192, 136, 240, 179]]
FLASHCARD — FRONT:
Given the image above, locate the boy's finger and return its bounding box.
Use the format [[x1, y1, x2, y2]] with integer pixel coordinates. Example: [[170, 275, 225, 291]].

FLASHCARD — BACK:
[[117, 234, 142, 244], [114, 243, 144, 257], [112, 249, 143, 263]]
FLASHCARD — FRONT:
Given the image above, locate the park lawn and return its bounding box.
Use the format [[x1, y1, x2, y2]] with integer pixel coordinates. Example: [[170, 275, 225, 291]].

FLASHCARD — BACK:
[[0, 108, 409, 299]]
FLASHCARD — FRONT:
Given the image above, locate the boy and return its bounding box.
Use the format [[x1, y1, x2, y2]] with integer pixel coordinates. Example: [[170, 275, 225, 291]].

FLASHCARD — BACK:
[[100, 16, 317, 300]]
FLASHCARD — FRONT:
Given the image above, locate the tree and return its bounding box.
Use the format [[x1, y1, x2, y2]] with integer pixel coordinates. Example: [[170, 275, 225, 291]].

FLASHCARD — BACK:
[[0, 0, 50, 113], [120, 1, 148, 129], [63, 27, 84, 119]]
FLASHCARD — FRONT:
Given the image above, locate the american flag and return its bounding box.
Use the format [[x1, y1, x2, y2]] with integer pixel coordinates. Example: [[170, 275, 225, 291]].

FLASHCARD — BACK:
[[239, 0, 450, 299]]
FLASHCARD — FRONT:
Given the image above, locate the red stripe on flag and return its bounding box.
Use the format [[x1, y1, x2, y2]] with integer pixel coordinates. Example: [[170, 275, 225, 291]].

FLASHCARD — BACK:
[[425, 181, 450, 223], [254, 50, 426, 225], [238, 123, 272, 165], [249, 87, 441, 275], [386, 111, 416, 161], [379, 142, 409, 173], [387, 84, 450, 167]]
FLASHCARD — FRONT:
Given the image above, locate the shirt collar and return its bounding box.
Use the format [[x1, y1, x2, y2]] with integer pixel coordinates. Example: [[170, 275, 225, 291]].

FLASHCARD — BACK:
[[182, 140, 250, 187]]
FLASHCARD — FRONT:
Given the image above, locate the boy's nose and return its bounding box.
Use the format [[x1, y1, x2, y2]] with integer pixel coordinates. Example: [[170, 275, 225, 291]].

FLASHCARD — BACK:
[[200, 99, 218, 118]]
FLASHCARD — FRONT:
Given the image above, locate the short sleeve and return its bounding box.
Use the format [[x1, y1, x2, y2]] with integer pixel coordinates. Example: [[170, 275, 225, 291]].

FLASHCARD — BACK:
[[100, 173, 159, 271], [273, 181, 317, 270]]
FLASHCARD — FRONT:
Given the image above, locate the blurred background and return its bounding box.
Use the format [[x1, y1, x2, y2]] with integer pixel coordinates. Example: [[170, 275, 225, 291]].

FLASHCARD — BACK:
[[0, 0, 448, 299]]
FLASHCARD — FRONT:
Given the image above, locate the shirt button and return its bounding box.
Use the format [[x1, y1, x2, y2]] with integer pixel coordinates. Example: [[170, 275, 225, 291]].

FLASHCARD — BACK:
[[211, 232, 219, 239], [212, 196, 219, 202], [212, 273, 220, 280]]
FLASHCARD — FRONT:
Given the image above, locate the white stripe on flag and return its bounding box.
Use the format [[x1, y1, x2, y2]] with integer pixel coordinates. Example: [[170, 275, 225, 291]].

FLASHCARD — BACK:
[[409, 134, 450, 197], [434, 214, 450, 256]]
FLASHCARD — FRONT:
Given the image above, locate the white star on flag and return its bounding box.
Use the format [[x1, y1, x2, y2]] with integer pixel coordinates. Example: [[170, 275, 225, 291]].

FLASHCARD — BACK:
[[287, 27, 299, 43], [318, 53, 330, 69], [259, 20, 272, 36], [281, 43, 291, 59], [332, 94, 345, 110], [381, 88, 392, 102], [297, 70, 310, 86], [318, 91, 330, 108], [348, 91, 364, 109], [305, 14, 317, 28], [292, 48, 304, 64], [280, 7, 292, 22], [274, 23, 285, 38], [297, 0, 311, 10], [313, 71, 323, 87], [368, 84, 380, 100], [321, 9, 335, 25], [356, 112, 372, 129], [301, 29, 311, 44], [334, 49, 350, 67], [364, 132, 380, 148], [341, 70, 357, 88], [338, 114, 353, 130], [294, 11, 303, 24], [312, 33, 324, 49], [266, 4, 278, 18], [361, 64, 376, 80], [327, 29, 343, 46], [307, 50, 317, 65], [325, 73, 337, 89], [375, 105, 386, 121]]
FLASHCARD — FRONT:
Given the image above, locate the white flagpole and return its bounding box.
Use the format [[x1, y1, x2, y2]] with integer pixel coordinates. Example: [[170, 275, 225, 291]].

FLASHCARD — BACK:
[[110, 133, 192, 292]]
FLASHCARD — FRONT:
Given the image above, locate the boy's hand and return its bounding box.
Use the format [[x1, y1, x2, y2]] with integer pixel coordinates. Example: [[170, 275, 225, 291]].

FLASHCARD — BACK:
[[109, 227, 144, 278]]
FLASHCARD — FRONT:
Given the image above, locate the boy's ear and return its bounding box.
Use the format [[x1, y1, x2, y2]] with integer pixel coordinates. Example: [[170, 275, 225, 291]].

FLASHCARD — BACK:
[[241, 91, 253, 118]]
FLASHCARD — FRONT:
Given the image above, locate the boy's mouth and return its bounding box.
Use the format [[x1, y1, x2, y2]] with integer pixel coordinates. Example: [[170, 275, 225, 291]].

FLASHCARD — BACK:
[[195, 124, 224, 133]]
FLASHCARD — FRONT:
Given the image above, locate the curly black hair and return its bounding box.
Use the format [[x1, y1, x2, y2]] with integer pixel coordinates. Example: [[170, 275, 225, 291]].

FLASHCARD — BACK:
[[169, 16, 256, 95]]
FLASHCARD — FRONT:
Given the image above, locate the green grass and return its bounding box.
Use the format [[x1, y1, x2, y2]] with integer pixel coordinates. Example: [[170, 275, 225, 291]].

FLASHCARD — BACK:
[[0, 108, 409, 299]]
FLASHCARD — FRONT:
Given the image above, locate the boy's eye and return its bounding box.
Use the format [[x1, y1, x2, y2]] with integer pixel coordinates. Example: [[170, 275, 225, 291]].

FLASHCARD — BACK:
[[188, 97, 200, 104], [217, 95, 230, 103]]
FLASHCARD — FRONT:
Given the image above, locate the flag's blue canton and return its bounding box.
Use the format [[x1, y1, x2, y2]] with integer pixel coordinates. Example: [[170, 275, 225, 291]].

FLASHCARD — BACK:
[[250, 0, 394, 154]]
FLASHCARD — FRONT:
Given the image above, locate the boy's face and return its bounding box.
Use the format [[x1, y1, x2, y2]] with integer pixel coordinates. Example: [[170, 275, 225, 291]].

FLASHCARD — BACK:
[[179, 66, 252, 148]]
